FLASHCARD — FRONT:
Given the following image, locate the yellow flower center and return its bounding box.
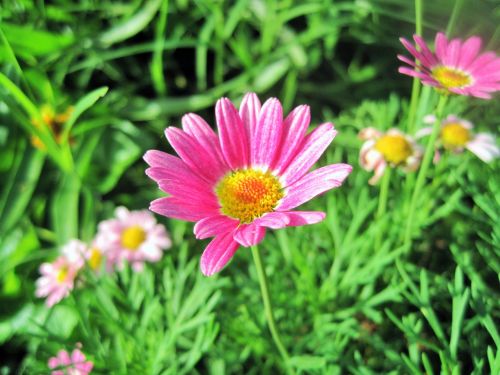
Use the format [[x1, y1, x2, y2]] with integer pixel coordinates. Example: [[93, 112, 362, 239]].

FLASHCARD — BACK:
[[432, 66, 471, 89], [216, 169, 284, 223], [375, 134, 413, 165], [441, 122, 470, 148], [56, 267, 68, 283], [121, 226, 146, 250], [88, 248, 103, 270]]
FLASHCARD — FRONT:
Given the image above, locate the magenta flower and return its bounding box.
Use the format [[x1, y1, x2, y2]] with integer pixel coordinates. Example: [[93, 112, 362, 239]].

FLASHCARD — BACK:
[[35, 240, 86, 307], [96, 207, 172, 271], [359, 128, 422, 185], [398, 32, 500, 99], [418, 114, 499, 162], [144, 93, 352, 276], [48, 345, 93, 375]]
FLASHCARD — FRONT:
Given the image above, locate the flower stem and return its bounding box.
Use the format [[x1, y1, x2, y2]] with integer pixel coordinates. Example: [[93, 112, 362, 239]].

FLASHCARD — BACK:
[[251, 245, 295, 375], [375, 167, 392, 250], [406, 0, 423, 134], [403, 95, 447, 249]]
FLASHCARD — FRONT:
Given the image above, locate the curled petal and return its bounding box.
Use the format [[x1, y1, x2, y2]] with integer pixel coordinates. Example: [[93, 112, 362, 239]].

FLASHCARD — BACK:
[[200, 233, 240, 276], [233, 224, 266, 247]]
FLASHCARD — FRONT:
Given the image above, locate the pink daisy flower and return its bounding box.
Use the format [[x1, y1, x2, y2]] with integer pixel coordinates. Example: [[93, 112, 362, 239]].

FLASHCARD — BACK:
[[144, 92, 352, 276], [398, 32, 500, 99], [96, 207, 172, 271], [359, 128, 422, 185], [417, 114, 499, 162], [35, 240, 86, 307], [48, 344, 93, 375]]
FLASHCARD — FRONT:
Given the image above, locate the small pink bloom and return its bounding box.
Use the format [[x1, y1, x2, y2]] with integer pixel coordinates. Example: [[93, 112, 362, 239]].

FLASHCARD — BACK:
[[144, 93, 352, 276], [35, 240, 86, 307], [418, 114, 499, 162], [359, 128, 422, 185], [398, 32, 500, 99], [48, 344, 93, 375], [96, 207, 172, 271]]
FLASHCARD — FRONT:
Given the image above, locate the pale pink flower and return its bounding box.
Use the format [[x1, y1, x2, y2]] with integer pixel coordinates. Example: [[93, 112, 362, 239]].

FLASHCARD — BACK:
[[417, 114, 499, 162], [96, 207, 171, 271], [35, 240, 86, 307], [144, 92, 352, 276], [359, 128, 422, 185], [398, 32, 500, 99], [48, 344, 93, 375]]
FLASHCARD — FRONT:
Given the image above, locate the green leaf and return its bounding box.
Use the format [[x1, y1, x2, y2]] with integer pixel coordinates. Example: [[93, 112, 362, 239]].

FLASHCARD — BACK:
[[99, 0, 163, 46], [1, 23, 74, 56], [61, 86, 109, 140], [0, 141, 45, 235]]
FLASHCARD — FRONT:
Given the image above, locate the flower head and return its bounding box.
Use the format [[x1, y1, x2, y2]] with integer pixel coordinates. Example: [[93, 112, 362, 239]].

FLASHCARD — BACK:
[[359, 128, 422, 185], [398, 32, 500, 99], [145, 93, 352, 276], [418, 114, 499, 162], [96, 207, 171, 271], [48, 344, 93, 375], [35, 240, 86, 307]]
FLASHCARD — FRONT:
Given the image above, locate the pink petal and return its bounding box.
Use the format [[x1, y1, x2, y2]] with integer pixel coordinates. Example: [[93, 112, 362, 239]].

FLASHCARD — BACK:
[[233, 223, 266, 247], [58, 350, 72, 366], [277, 163, 352, 210], [194, 215, 239, 239], [413, 34, 438, 66], [358, 127, 382, 141], [281, 211, 326, 226], [200, 232, 240, 276], [71, 349, 85, 363], [147, 166, 207, 193], [368, 160, 387, 185], [150, 197, 219, 222], [251, 98, 283, 167], [165, 127, 221, 183], [444, 38, 461, 67], [215, 98, 249, 169], [397, 54, 420, 69], [157, 178, 217, 206], [400, 37, 431, 68], [458, 35, 482, 69], [272, 105, 311, 172], [254, 211, 325, 228], [466, 140, 500, 162], [181, 113, 228, 175], [279, 123, 337, 186], [468, 52, 498, 74], [253, 212, 291, 229], [239, 92, 261, 141], [435, 32, 449, 62], [398, 67, 432, 80]]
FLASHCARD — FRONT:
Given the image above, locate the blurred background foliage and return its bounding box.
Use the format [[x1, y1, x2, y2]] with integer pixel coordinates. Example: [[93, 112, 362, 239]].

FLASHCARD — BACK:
[[0, 0, 499, 373]]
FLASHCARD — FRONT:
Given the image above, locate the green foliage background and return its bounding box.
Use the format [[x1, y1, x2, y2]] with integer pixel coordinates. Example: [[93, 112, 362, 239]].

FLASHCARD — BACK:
[[0, 0, 499, 373]]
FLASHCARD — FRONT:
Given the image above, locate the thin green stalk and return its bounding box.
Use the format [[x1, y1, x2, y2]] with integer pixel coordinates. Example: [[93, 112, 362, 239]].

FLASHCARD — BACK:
[[415, 0, 423, 36], [251, 245, 295, 375], [404, 95, 448, 249], [406, 0, 423, 134], [446, 0, 464, 36], [375, 167, 392, 249]]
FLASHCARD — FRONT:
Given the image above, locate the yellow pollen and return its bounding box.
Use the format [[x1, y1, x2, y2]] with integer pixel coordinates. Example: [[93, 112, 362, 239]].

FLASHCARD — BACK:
[[121, 226, 146, 250], [88, 248, 103, 270], [441, 123, 470, 148], [56, 267, 68, 283], [432, 66, 471, 89], [216, 169, 284, 223], [375, 134, 413, 165]]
